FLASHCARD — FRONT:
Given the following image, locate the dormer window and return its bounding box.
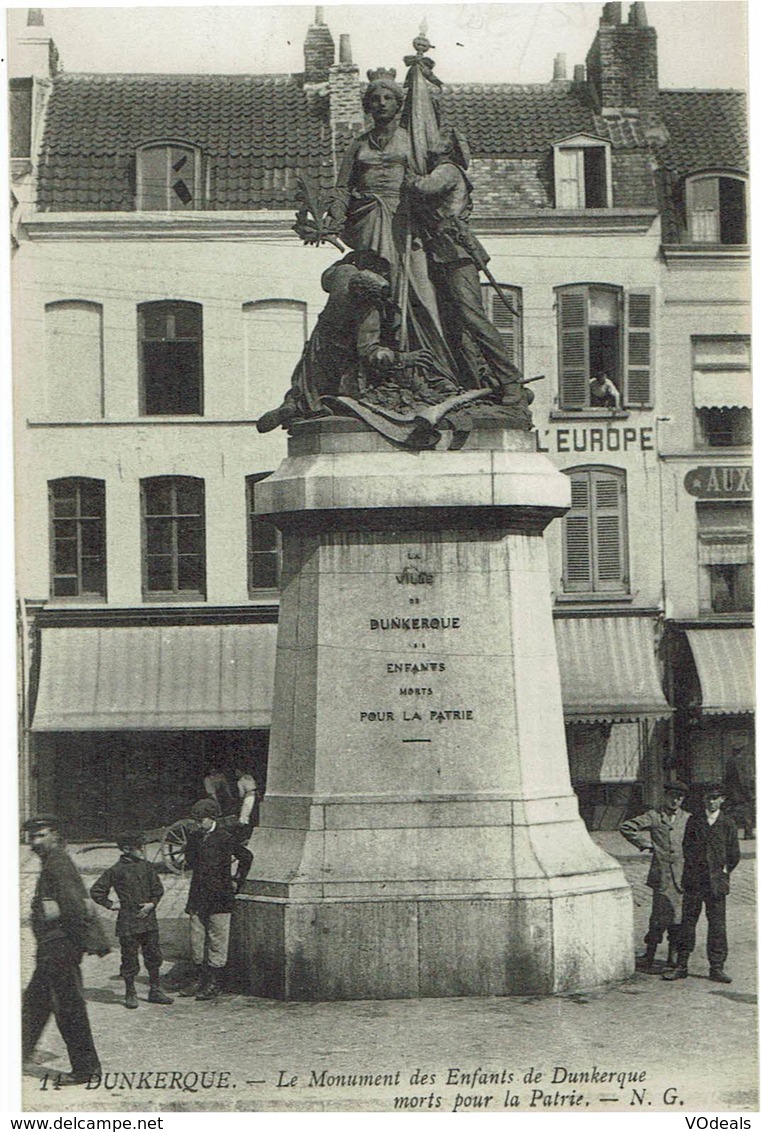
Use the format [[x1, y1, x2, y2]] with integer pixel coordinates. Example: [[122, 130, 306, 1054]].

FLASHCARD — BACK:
[[685, 173, 747, 245], [553, 135, 612, 209], [137, 142, 202, 210]]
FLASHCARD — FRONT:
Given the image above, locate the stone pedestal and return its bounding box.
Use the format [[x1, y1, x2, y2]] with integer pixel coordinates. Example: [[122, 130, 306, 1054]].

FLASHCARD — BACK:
[[230, 420, 633, 999]]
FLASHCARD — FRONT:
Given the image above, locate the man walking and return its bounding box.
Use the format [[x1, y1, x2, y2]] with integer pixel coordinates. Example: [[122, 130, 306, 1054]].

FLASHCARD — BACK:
[[181, 798, 253, 1000], [22, 815, 102, 1085], [663, 784, 740, 984], [620, 781, 689, 971]]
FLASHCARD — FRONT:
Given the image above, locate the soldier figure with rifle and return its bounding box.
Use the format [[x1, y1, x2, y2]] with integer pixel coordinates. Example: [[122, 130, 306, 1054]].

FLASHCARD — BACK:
[[404, 127, 532, 418]]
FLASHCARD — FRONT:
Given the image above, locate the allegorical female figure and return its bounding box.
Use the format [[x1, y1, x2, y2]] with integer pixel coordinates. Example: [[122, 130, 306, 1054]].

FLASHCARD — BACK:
[[329, 75, 458, 382]]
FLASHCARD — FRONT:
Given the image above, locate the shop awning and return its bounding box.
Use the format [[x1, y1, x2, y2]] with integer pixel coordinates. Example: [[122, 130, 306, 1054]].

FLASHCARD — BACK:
[[31, 623, 277, 731], [554, 616, 671, 722], [684, 627, 755, 716], [693, 372, 752, 410]]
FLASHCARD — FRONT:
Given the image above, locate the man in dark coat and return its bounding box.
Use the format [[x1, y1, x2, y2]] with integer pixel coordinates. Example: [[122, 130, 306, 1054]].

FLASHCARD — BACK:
[[22, 815, 102, 1086], [180, 798, 253, 1000], [663, 784, 740, 983], [619, 781, 689, 971], [90, 830, 173, 1009]]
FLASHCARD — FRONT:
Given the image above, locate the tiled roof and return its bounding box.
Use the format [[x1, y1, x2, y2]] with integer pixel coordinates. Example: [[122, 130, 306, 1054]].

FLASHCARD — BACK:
[[442, 83, 598, 156], [37, 73, 334, 211], [35, 72, 747, 214], [657, 89, 748, 176]]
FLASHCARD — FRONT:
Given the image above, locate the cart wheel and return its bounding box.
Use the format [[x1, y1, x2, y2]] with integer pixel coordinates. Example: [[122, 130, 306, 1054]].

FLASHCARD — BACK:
[[160, 820, 191, 874]]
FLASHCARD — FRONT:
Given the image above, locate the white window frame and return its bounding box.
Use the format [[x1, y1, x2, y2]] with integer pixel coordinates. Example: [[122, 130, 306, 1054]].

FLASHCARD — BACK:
[[136, 140, 203, 211], [553, 134, 613, 210], [685, 172, 748, 245]]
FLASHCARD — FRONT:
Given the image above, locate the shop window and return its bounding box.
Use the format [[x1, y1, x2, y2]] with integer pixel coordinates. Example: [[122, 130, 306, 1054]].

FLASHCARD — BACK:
[[45, 301, 104, 420], [242, 300, 307, 417], [246, 475, 280, 593], [697, 503, 753, 614], [562, 467, 629, 594], [49, 477, 106, 599], [137, 142, 202, 210], [553, 137, 611, 209], [693, 336, 752, 448], [556, 285, 653, 409], [141, 476, 206, 600], [138, 301, 203, 416], [685, 174, 747, 245], [480, 283, 522, 371]]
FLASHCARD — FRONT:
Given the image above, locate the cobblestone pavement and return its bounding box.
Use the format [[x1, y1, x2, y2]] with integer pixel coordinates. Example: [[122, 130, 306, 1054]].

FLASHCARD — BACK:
[[17, 847, 758, 1115]]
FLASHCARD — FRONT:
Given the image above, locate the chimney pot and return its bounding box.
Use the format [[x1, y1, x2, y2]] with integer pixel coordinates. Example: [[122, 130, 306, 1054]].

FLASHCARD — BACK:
[[553, 53, 567, 81], [628, 2, 648, 27], [27, 8, 44, 26], [339, 34, 352, 64], [601, 2, 622, 25], [574, 64, 586, 83], [315, 6, 324, 25]]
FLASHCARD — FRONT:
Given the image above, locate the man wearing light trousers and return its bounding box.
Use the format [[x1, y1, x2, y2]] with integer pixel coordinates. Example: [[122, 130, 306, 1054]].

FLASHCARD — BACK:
[[181, 798, 252, 1000]]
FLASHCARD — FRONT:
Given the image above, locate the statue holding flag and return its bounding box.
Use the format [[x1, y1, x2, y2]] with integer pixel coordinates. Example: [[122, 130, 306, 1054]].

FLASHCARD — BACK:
[[260, 31, 535, 447]]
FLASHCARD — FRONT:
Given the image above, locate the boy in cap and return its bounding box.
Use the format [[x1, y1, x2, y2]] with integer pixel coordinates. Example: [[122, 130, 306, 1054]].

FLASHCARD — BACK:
[[181, 798, 253, 1000], [90, 830, 173, 1008], [663, 783, 740, 983], [22, 814, 102, 1085], [620, 781, 689, 971]]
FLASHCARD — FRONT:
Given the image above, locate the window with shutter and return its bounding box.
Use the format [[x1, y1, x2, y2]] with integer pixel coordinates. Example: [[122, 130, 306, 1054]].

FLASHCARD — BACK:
[[686, 174, 747, 245], [558, 290, 589, 409], [137, 143, 202, 211], [624, 291, 653, 407], [552, 138, 611, 209], [480, 283, 522, 370], [562, 468, 628, 594], [557, 285, 653, 411]]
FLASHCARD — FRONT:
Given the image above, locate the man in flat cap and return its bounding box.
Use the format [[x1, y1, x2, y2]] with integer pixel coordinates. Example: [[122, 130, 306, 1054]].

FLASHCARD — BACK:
[[180, 798, 253, 1000], [22, 815, 102, 1086], [663, 783, 740, 983], [620, 781, 689, 972]]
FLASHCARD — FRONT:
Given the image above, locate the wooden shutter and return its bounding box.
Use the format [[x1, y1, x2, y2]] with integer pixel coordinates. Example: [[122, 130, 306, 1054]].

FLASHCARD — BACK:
[[558, 289, 589, 408], [624, 290, 653, 407], [481, 283, 522, 369], [556, 148, 584, 208], [593, 470, 627, 591], [563, 473, 593, 591], [563, 469, 628, 593], [688, 176, 720, 242]]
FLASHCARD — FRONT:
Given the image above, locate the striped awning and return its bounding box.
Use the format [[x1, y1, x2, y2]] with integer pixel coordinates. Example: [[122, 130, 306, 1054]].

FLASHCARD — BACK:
[[694, 372, 752, 410], [31, 623, 277, 731], [554, 616, 670, 722], [685, 627, 755, 716]]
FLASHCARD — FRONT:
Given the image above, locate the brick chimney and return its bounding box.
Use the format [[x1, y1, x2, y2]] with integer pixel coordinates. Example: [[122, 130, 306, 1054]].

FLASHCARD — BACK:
[[585, 0, 658, 119], [304, 7, 335, 85], [10, 10, 61, 228], [328, 34, 364, 161]]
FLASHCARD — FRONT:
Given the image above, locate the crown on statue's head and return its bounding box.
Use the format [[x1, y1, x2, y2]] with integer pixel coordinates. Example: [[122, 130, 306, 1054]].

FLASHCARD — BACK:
[[366, 66, 397, 82]]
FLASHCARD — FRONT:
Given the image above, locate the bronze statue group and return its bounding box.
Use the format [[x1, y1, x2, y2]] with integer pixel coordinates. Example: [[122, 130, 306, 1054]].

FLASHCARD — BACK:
[[259, 47, 536, 448]]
